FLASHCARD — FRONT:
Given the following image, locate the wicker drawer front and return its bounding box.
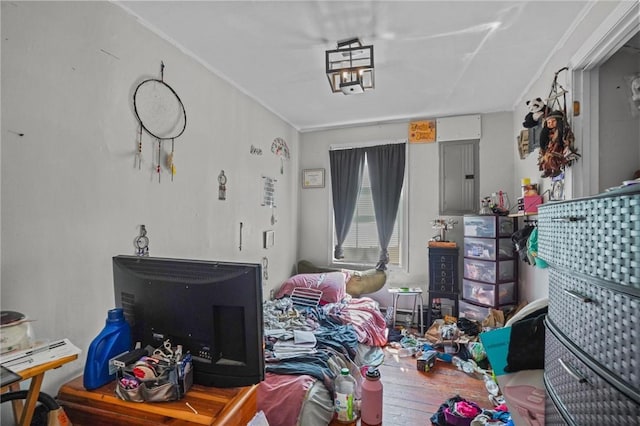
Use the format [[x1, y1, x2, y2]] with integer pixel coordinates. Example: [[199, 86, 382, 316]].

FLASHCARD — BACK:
[[545, 392, 571, 426], [547, 269, 639, 389], [538, 193, 640, 288], [544, 329, 640, 424]]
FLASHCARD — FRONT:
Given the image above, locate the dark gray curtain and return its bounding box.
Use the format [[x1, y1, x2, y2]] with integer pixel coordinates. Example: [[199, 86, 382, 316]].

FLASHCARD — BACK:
[[329, 148, 365, 259], [366, 143, 406, 270]]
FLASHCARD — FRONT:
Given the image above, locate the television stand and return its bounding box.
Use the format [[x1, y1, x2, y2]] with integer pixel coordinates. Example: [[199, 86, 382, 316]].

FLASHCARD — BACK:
[[56, 375, 257, 425]]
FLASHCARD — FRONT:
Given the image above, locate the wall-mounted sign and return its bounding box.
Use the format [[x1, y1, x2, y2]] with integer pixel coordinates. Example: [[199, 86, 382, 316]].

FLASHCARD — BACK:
[[409, 120, 436, 143], [262, 176, 277, 207]]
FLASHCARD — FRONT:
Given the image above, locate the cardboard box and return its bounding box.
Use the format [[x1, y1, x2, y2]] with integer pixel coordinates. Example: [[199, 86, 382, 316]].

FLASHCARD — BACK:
[[416, 350, 438, 372], [524, 195, 543, 213], [517, 195, 543, 214]]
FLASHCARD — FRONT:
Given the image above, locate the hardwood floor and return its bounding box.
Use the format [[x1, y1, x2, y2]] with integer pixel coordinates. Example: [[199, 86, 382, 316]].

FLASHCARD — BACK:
[[330, 344, 491, 425], [376, 347, 489, 424]]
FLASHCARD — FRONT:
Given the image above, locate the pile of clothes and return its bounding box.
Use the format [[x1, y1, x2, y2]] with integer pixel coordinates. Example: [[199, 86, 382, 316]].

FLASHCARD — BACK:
[[431, 395, 514, 426]]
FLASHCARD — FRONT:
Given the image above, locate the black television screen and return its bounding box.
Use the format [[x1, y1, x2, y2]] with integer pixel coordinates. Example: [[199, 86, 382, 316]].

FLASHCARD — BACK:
[[112, 255, 264, 388]]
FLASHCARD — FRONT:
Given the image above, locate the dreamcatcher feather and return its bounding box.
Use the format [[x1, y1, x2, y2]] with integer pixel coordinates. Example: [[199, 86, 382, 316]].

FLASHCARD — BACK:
[[537, 67, 580, 178], [133, 62, 186, 182]]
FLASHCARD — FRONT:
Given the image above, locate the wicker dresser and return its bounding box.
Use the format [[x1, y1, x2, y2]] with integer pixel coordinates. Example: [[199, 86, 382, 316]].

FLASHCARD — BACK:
[[538, 186, 640, 425]]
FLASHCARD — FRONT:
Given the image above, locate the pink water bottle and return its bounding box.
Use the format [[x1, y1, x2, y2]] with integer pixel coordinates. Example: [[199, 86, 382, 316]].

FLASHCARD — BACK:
[[360, 367, 383, 425]]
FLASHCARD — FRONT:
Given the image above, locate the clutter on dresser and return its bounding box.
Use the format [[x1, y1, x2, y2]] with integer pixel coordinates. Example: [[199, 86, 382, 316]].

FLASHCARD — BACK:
[[429, 217, 458, 243], [479, 191, 510, 216], [515, 178, 543, 214], [115, 339, 193, 402]]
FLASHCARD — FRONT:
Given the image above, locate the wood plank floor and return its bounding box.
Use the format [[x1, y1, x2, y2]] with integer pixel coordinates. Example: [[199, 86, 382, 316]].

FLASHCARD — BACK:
[[330, 345, 491, 425], [376, 347, 489, 424]]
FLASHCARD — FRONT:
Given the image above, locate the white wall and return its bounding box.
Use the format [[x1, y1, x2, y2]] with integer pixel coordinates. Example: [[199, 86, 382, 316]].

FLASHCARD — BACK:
[[1, 1, 299, 401], [299, 112, 515, 309]]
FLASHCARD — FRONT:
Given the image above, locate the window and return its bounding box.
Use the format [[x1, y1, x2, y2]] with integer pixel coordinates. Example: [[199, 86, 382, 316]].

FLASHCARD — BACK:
[[333, 158, 404, 267]]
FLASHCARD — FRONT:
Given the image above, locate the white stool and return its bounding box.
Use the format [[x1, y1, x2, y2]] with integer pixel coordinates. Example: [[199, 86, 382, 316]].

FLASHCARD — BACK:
[[388, 288, 424, 334]]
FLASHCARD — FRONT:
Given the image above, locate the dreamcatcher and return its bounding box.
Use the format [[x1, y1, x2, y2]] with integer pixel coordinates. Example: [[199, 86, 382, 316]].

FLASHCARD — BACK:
[[133, 62, 187, 182], [271, 137, 290, 174], [537, 67, 580, 178]]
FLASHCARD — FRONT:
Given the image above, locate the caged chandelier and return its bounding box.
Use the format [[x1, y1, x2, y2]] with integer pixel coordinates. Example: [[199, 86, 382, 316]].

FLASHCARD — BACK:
[[325, 38, 374, 95]]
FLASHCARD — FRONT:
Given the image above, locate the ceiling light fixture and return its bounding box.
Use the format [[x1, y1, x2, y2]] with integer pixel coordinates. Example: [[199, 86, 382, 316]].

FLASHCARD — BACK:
[[326, 38, 374, 95]]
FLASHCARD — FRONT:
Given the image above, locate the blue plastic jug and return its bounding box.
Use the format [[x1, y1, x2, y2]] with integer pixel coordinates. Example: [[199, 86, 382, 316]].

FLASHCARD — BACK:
[[83, 308, 131, 390]]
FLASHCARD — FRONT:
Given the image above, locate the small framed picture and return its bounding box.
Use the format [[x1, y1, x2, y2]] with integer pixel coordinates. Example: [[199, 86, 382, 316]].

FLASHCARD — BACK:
[[302, 168, 325, 189]]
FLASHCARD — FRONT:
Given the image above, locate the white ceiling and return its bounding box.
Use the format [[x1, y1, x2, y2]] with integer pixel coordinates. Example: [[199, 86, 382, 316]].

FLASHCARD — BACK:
[[117, 1, 591, 132]]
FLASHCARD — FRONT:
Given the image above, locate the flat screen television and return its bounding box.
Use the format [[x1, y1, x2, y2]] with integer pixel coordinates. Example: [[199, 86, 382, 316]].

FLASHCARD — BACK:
[[112, 255, 264, 388]]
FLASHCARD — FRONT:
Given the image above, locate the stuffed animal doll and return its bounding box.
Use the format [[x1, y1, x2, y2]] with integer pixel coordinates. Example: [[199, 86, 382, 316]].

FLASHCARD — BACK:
[[522, 97, 550, 128]]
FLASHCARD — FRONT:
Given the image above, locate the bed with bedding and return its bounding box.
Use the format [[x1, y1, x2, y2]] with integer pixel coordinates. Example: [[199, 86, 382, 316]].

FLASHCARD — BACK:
[[258, 270, 389, 426]]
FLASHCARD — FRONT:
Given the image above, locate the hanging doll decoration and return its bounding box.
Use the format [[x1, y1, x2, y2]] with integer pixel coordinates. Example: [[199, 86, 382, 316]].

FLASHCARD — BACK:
[[537, 67, 580, 178]]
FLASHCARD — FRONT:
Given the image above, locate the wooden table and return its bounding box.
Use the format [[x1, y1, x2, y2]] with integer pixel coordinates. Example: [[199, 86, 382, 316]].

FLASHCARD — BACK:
[[57, 375, 258, 425], [1, 354, 78, 426]]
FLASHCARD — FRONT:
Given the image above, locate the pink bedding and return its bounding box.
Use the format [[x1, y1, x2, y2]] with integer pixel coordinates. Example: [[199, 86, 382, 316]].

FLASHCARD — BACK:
[[325, 296, 388, 347], [257, 373, 316, 426]]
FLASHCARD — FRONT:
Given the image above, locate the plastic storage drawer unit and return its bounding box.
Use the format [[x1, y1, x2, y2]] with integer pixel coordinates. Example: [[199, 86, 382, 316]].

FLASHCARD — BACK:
[[458, 300, 491, 321], [463, 215, 514, 238], [462, 279, 516, 306], [464, 237, 515, 260], [464, 258, 515, 283]]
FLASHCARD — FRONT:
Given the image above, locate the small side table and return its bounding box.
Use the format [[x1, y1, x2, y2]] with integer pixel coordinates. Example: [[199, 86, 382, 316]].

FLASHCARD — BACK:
[[388, 288, 424, 335], [1, 354, 78, 426]]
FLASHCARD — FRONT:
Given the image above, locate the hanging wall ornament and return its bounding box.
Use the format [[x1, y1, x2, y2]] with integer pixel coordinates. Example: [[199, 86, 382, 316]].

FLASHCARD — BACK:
[[134, 224, 150, 257], [218, 170, 227, 200], [271, 137, 290, 174], [537, 67, 580, 178], [133, 62, 187, 183]]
